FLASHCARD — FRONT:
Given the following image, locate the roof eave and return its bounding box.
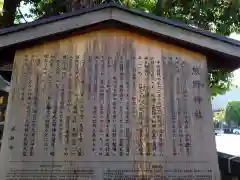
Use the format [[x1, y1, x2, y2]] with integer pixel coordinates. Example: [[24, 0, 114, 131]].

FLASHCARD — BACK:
[[0, 5, 239, 70]]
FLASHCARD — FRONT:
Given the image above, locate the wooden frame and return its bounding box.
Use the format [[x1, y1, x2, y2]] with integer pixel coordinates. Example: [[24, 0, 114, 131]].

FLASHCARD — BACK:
[[0, 3, 240, 70]]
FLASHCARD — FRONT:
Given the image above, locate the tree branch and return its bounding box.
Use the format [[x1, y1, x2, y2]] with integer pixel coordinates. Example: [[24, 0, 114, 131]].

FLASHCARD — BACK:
[[17, 7, 28, 23], [1, 0, 21, 27]]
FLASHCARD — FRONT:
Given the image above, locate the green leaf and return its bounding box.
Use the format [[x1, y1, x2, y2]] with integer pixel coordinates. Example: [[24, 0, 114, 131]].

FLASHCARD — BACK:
[[225, 101, 240, 126], [0, 1, 3, 16]]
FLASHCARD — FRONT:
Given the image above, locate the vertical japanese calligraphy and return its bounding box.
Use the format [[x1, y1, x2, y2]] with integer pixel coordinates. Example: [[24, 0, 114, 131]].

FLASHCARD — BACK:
[[23, 54, 32, 157], [0, 29, 219, 180]]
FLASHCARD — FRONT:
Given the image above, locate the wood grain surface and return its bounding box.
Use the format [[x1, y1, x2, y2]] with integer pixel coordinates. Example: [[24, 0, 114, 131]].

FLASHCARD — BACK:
[[0, 29, 220, 180]]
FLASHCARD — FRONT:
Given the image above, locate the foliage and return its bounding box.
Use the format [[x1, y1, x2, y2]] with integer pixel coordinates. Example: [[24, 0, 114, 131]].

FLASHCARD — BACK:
[[23, 0, 240, 36], [1, 0, 240, 97], [120, 0, 157, 12], [0, 1, 3, 14], [22, 0, 67, 19], [225, 101, 240, 126], [155, 0, 240, 35], [208, 69, 234, 97], [213, 109, 225, 122], [0, 1, 3, 21]]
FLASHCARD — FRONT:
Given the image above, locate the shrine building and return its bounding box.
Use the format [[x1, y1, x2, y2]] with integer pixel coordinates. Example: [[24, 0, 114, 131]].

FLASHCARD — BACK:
[[0, 3, 240, 180]]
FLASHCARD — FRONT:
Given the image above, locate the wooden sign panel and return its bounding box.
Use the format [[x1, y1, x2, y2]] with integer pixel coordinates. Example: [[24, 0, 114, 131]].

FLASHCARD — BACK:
[[0, 29, 220, 179]]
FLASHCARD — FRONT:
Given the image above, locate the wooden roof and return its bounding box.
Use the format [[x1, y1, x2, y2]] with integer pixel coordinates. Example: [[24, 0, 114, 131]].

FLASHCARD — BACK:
[[0, 3, 240, 70]]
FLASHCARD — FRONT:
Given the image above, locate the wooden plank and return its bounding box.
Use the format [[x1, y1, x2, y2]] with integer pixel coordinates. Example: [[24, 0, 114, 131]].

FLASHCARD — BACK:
[[0, 8, 112, 49], [111, 8, 240, 59], [0, 64, 13, 71], [0, 7, 239, 67], [0, 29, 220, 179]]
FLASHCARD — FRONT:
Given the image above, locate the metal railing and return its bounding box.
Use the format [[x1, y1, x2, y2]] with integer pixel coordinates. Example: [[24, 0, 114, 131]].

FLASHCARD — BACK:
[[218, 152, 240, 180]]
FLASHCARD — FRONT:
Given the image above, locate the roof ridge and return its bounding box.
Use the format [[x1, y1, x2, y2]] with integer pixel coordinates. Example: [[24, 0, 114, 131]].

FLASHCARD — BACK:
[[0, 2, 239, 47], [0, 3, 239, 70]]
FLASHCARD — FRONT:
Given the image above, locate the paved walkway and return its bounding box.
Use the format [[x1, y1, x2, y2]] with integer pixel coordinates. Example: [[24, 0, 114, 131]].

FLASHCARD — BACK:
[[215, 134, 240, 156]]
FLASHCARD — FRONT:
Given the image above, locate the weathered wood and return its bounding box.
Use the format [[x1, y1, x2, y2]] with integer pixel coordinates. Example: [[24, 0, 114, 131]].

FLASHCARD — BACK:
[[0, 5, 240, 70], [0, 64, 13, 71], [111, 8, 240, 59], [0, 8, 112, 49], [0, 29, 220, 179]]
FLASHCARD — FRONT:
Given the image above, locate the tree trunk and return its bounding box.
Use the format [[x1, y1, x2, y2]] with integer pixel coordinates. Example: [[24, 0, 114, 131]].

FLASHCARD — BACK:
[[67, 0, 103, 12], [1, 0, 21, 28], [154, 0, 169, 16]]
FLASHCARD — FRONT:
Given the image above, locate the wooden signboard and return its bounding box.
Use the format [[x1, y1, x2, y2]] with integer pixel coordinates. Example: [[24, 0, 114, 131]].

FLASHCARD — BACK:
[[0, 29, 220, 179], [0, 64, 13, 72]]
